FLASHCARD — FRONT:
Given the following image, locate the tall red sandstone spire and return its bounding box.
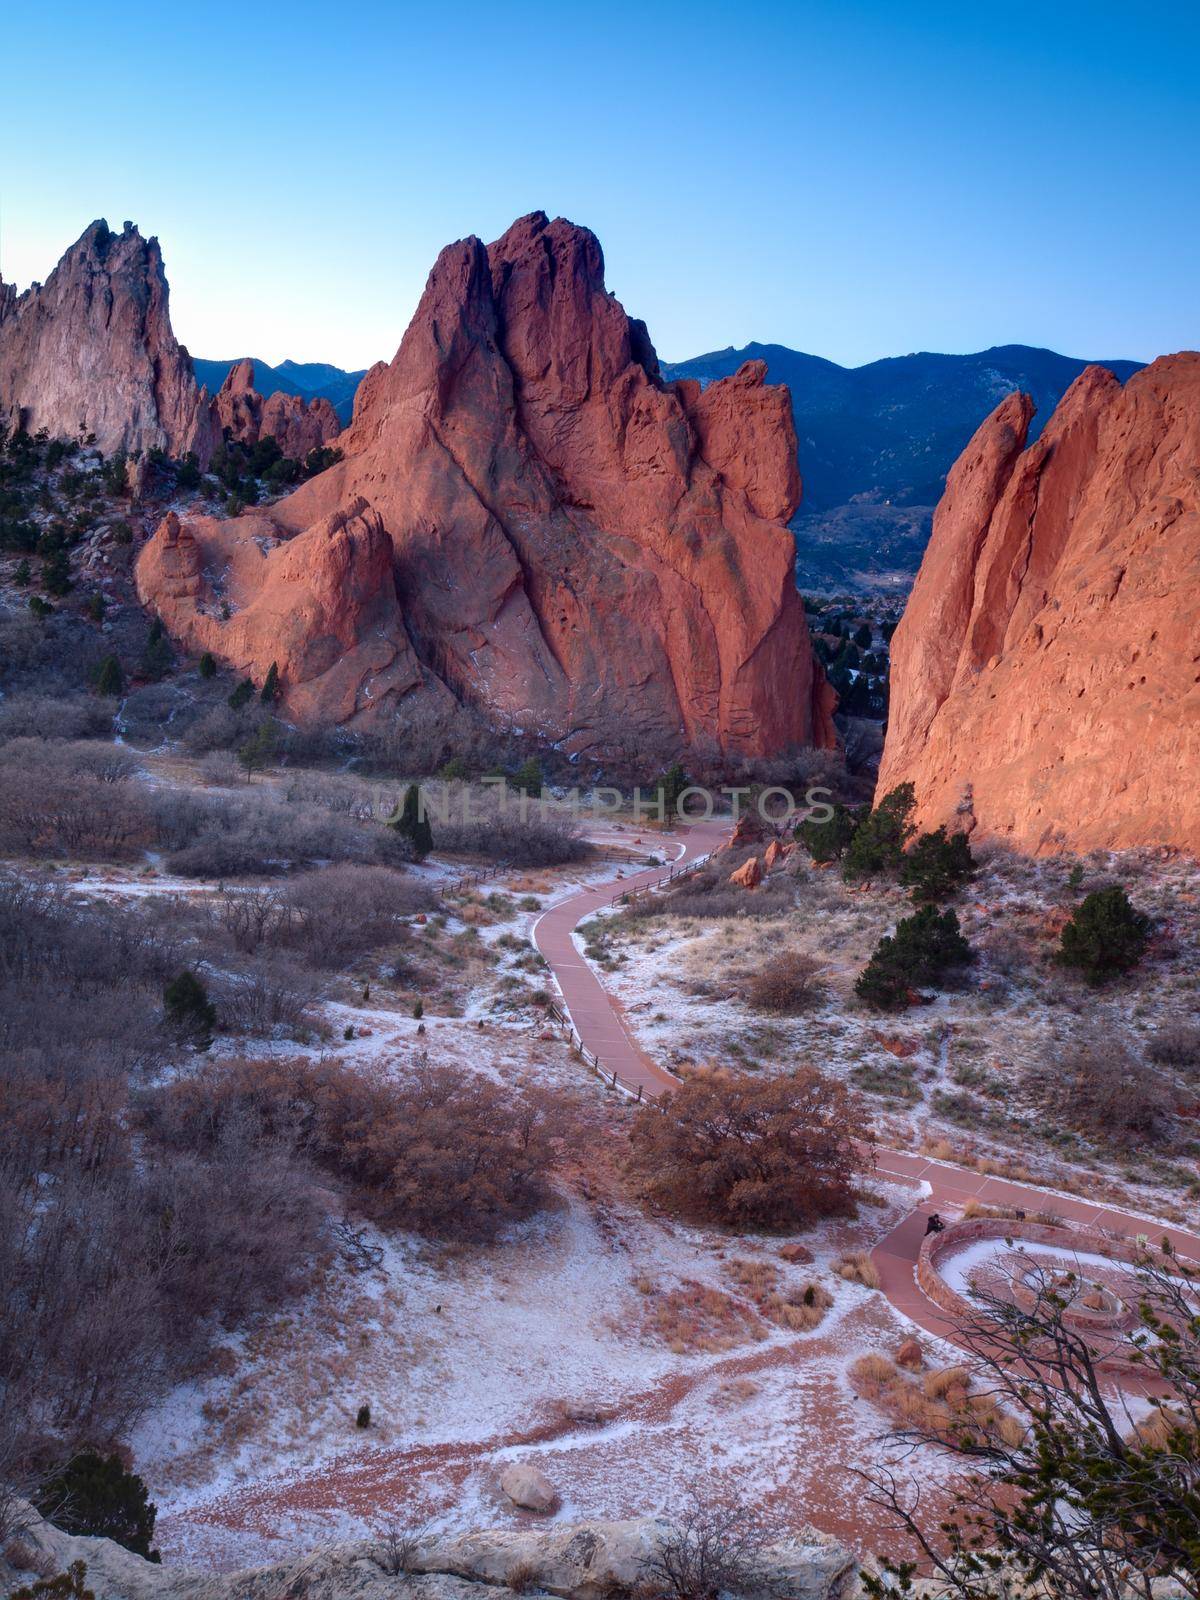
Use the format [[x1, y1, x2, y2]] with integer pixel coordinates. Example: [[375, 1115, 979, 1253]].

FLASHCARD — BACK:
[[139, 211, 835, 761], [878, 353, 1200, 854]]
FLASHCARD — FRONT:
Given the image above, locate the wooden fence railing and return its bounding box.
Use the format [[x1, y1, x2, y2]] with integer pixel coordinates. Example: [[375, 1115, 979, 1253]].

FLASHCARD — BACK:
[[541, 996, 649, 1102], [608, 850, 713, 907]]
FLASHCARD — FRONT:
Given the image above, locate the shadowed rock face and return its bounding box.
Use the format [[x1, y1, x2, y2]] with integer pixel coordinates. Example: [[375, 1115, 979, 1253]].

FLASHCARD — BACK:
[[214, 359, 341, 461], [139, 211, 835, 761], [0, 220, 218, 461], [878, 352, 1200, 854]]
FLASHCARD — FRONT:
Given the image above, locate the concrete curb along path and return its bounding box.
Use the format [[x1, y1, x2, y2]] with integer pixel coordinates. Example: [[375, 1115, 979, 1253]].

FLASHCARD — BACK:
[[532, 823, 1200, 1344]]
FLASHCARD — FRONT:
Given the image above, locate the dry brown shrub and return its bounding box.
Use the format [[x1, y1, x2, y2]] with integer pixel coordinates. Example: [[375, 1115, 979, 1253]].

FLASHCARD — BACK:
[[627, 1066, 869, 1230], [144, 1054, 564, 1241], [742, 950, 825, 1014], [1024, 1034, 1176, 1146]]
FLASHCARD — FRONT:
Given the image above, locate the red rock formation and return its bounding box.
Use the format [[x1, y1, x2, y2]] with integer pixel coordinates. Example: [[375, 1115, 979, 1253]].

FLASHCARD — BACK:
[[0, 220, 216, 461], [137, 506, 425, 723], [139, 211, 835, 758], [878, 353, 1200, 854], [729, 855, 763, 889], [215, 359, 340, 461]]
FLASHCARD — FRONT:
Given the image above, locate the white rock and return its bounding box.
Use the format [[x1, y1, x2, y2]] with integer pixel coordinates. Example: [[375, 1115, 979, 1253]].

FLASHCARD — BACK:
[[499, 1463, 559, 1514]]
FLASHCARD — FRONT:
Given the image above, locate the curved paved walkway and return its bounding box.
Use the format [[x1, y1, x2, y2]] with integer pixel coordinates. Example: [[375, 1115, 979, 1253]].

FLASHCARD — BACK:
[[532, 818, 730, 1099], [533, 822, 1200, 1342]]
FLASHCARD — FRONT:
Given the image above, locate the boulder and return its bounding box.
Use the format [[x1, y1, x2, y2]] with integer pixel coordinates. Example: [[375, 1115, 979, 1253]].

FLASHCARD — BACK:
[[729, 855, 763, 889], [779, 1241, 814, 1264], [896, 1337, 924, 1370], [0, 1506, 863, 1600], [499, 1463, 560, 1514], [878, 354, 1200, 853]]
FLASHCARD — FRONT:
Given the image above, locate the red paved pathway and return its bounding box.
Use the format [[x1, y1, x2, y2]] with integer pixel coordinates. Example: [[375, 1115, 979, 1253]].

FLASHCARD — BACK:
[[532, 818, 730, 1099], [534, 822, 1200, 1339]]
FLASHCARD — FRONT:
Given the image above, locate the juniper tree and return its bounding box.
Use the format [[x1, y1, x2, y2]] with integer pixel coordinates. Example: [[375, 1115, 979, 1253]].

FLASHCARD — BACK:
[[843, 782, 917, 881], [1058, 886, 1150, 984], [860, 1248, 1200, 1600], [391, 783, 434, 858], [94, 654, 124, 697]]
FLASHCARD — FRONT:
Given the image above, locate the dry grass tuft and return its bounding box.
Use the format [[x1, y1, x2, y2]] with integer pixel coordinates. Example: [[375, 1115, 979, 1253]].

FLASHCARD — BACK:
[[722, 1255, 834, 1331], [639, 1279, 766, 1354], [506, 1559, 545, 1593], [712, 1377, 762, 1408], [850, 1354, 1024, 1448], [835, 1251, 881, 1289]]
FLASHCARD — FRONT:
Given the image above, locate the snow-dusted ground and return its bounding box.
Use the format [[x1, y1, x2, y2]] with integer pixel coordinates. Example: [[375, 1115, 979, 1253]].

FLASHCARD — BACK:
[[580, 848, 1200, 1223], [85, 833, 941, 1570]]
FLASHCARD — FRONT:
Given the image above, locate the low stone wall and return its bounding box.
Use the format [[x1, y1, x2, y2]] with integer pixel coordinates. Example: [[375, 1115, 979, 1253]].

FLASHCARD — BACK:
[[916, 1216, 1151, 1375]]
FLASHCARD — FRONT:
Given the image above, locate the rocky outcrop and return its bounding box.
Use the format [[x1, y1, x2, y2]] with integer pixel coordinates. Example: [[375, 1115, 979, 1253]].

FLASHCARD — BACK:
[[878, 353, 1200, 854], [1, 1508, 861, 1600], [138, 211, 835, 761], [0, 220, 217, 461], [136, 505, 425, 722], [215, 359, 341, 460]]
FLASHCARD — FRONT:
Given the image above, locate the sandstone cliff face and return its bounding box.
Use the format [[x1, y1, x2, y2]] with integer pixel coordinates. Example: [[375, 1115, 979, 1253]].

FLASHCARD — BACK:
[[0, 220, 217, 461], [878, 353, 1200, 854], [215, 358, 341, 460], [139, 211, 834, 760]]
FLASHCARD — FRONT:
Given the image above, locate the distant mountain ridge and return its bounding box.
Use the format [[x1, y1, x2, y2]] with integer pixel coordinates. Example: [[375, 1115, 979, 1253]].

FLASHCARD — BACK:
[[194, 357, 367, 424], [662, 342, 1144, 588]]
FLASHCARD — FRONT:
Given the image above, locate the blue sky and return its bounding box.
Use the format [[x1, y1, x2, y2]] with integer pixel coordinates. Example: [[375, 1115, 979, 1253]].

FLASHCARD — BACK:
[[2, 0, 1196, 370]]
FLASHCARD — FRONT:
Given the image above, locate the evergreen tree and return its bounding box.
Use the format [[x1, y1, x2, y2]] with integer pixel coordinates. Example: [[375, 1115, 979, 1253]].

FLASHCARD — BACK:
[[174, 451, 202, 490], [163, 970, 216, 1050], [28, 595, 53, 619], [854, 622, 873, 649], [856, 905, 972, 1010], [198, 651, 217, 679], [41, 546, 72, 596], [795, 801, 859, 863], [228, 677, 255, 710], [94, 654, 125, 697], [390, 782, 434, 858], [13, 557, 31, 586], [85, 591, 106, 622], [36, 1453, 158, 1562], [138, 617, 173, 681], [651, 761, 690, 818], [513, 756, 543, 797], [260, 661, 280, 703], [237, 720, 277, 780], [1058, 886, 1150, 985], [843, 782, 917, 880], [899, 826, 975, 902]]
